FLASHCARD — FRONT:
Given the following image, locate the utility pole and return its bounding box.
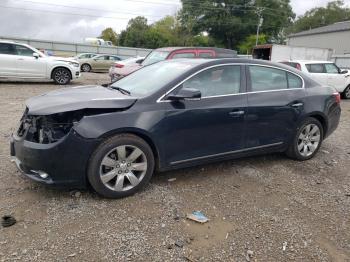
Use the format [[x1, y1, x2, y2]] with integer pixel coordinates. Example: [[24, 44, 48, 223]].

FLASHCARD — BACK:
[[255, 7, 264, 46]]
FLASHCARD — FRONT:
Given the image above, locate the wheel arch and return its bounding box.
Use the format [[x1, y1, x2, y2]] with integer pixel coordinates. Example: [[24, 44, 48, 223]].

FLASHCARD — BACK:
[[81, 63, 92, 71], [98, 128, 161, 170], [50, 66, 73, 80], [303, 112, 328, 136]]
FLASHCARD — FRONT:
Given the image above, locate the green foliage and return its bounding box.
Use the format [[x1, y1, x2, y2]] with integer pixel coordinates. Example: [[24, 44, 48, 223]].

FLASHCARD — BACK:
[[119, 16, 149, 48], [179, 0, 295, 49], [99, 27, 118, 45], [291, 1, 350, 33], [238, 34, 267, 54]]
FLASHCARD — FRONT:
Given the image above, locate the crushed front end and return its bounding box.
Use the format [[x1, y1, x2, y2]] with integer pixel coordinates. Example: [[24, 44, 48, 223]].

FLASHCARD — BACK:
[[10, 108, 102, 188]]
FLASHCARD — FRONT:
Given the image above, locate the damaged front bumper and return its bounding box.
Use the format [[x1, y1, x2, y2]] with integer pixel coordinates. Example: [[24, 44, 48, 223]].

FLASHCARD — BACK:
[[10, 129, 101, 188]]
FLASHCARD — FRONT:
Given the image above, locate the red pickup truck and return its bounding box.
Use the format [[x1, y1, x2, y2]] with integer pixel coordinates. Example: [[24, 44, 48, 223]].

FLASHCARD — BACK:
[[109, 47, 237, 82]]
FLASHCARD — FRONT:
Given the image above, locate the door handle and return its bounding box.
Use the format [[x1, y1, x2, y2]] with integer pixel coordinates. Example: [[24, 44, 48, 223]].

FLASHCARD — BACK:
[[291, 103, 303, 108], [229, 110, 245, 116], [17, 58, 24, 61]]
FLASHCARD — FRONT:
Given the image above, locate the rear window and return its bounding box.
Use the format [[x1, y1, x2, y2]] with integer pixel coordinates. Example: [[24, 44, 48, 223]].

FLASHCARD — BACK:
[[172, 52, 196, 59], [306, 64, 326, 73], [142, 51, 169, 66], [0, 43, 15, 55], [198, 52, 214, 58]]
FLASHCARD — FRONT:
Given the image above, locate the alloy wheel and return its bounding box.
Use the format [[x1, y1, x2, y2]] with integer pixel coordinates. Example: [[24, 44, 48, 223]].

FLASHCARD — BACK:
[[54, 69, 70, 84], [297, 124, 321, 157], [82, 64, 91, 72], [99, 145, 148, 192], [345, 86, 350, 99]]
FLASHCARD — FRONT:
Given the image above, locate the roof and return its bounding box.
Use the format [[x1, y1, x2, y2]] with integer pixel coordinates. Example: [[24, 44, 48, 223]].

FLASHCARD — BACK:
[[289, 20, 350, 37], [155, 46, 237, 54]]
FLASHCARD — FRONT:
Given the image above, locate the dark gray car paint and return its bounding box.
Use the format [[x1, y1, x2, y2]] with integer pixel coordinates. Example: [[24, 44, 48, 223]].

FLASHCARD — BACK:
[[26, 85, 137, 115]]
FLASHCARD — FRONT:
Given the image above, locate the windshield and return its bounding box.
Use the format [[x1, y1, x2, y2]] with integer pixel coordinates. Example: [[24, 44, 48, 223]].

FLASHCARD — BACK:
[[111, 60, 198, 96], [142, 51, 169, 66]]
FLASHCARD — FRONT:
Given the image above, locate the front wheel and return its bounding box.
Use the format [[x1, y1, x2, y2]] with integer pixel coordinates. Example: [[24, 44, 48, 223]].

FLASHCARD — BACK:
[[87, 134, 155, 198], [52, 68, 71, 85], [342, 85, 350, 99], [286, 117, 323, 161], [81, 63, 91, 72]]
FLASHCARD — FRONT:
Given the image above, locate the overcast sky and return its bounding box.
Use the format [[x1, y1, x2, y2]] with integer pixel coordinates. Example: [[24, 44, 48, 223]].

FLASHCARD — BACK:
[[0, 0, 349, 42]]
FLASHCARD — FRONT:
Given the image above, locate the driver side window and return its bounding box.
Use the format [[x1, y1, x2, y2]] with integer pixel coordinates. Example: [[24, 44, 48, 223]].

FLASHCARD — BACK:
[[182, 65, 241, 97]]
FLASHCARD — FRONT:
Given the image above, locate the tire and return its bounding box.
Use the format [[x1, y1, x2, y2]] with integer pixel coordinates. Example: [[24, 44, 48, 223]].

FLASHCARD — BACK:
[[81, 63, 91, 72], [52, 68, 71, 85], [342, 85, 350, 99], [286, 117, 324, 161], [87, 134, 155, 199]]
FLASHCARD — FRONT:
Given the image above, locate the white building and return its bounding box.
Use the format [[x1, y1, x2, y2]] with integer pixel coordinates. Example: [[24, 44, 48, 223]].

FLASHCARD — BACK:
[[288, 21, 350, 55]]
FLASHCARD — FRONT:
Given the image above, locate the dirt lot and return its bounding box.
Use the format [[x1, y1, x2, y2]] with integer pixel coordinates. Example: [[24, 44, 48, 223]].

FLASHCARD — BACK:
[[0, 73, 350, 262]]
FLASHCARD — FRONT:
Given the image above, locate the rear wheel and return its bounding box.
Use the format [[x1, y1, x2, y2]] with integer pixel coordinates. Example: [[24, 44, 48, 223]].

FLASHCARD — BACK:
[[87, 134, 155, 198], [342, 85, 350, 99], [286, 117, 323, 161], [52, 68, 71, 85], [81, 63, 91, 72]]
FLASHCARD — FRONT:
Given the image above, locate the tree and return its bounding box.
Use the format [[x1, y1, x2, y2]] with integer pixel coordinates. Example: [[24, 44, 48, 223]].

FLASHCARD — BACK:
[[238, 34, 267, 54], [179, 0, 295, 49], [99, 27, 118, 45], [119, 16, 149, 48], [291, 1, 350, 33]]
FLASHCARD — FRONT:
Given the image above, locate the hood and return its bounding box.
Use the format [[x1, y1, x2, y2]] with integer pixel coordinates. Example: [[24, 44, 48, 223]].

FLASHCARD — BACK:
[[26, 85, 137, 115]]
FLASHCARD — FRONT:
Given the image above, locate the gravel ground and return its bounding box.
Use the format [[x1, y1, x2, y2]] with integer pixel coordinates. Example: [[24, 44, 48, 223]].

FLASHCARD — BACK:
[[0, 73, 350, 262]]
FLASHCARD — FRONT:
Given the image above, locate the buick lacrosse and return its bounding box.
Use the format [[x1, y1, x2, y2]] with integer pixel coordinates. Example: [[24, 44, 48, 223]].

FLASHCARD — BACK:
[[11, 59, 341, 198]]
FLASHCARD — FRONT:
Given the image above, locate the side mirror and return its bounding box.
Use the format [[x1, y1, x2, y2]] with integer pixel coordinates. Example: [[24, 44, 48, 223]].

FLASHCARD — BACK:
[[33, 53, 39, 59], [340, 69, 348, 74], [166, 88, 201, 101], [136, 59, 144, 64]]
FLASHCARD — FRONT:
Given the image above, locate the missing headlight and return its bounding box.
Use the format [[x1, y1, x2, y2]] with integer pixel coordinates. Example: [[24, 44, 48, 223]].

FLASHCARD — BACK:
[[18, 108, 120, 144]]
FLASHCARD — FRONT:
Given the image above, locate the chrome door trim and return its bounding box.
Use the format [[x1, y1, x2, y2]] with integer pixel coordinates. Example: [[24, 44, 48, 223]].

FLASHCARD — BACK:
[[157, 63, 305, 103], [170, 142, 284, 165]]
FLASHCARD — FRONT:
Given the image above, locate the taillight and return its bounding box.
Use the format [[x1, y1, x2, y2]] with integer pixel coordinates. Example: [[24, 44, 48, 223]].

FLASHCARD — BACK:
[[296, 63, 301, 71], [114, 64, 124, 68], [334, 92, 341, 104]]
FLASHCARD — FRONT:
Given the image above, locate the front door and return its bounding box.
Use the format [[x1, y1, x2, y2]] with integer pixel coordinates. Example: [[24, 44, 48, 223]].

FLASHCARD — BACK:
[[157, 65, 247, 165], [324, 63, 347, 92], [92, 55, 110, 71], [246, 65, 305, 148], [14, 44, 46, 78]]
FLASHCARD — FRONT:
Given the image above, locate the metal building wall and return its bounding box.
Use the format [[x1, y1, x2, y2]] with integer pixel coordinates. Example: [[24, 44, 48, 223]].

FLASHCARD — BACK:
[[287, 30, 350, 55]]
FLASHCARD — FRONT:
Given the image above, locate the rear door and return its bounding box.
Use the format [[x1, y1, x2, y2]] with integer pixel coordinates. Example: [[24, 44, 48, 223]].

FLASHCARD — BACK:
[[0, 43, 17, 77], [304, 63, 328, 86], [246, 65, 305, 148], [158, 64, 247, 165], [14, 44, 46, 78]]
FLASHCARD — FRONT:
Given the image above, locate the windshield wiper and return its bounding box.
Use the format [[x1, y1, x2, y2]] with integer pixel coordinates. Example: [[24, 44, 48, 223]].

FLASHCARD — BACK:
[[109, 86, 131, 96]]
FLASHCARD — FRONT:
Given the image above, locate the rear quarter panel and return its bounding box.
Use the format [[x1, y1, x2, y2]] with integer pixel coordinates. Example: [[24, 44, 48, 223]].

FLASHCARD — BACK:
[[303, 85, 341, 138]]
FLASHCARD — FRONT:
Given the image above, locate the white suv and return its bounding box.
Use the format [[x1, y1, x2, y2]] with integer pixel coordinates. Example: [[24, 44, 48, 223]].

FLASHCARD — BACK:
[[280, 60, 350, 99], [0, 41, 80, 85]]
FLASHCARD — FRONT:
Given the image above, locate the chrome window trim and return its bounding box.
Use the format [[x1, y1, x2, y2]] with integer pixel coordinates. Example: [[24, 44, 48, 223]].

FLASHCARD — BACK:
[[170, 142, 284, 165], [157, 63, 305, 103]]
